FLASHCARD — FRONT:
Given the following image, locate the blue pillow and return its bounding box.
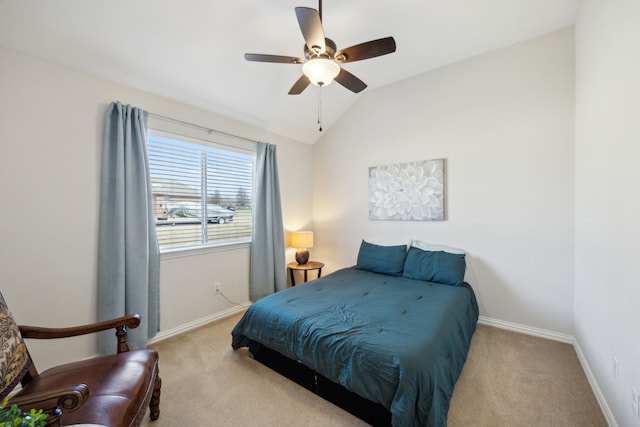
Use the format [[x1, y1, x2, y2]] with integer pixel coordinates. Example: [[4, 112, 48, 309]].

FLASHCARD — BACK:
[[402, 247, 466, 286], [356, 240, 407, 277]]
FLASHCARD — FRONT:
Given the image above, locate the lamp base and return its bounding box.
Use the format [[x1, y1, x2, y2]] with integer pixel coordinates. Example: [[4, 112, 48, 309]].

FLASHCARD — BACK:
[[295, 248, 310, 265]]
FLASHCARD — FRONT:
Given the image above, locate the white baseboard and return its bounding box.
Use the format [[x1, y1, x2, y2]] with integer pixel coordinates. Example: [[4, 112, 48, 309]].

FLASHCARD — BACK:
[[148, 302, 250, 345], [478, 315, 616, 427], [478, 315, 574, 343], [573, 340, 618, 427]]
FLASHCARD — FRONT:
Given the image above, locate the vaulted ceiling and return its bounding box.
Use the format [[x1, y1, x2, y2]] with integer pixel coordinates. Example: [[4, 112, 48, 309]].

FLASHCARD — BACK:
[[0, 0, 582, 144]]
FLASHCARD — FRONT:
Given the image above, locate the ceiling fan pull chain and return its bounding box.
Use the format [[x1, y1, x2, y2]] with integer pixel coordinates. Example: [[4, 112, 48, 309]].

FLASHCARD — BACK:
[[318, 87, 323, 132]]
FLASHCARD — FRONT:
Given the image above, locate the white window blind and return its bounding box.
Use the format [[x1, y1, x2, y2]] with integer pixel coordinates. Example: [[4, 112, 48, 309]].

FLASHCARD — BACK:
[[148, 133, 254, 250]]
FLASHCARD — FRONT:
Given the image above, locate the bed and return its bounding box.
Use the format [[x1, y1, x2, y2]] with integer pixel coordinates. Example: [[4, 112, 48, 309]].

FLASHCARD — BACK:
[[232, 241, 479, 427]]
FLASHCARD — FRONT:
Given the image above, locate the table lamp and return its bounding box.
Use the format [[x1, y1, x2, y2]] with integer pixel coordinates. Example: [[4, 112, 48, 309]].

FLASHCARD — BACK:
[[291, 231, 314, 265]]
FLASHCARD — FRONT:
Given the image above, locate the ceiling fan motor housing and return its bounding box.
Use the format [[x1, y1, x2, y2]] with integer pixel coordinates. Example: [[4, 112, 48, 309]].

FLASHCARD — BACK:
[[304, 38, 337, 60]]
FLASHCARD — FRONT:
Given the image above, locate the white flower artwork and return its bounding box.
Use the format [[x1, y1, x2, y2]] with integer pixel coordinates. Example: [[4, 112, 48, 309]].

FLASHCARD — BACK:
[[369, 159, 444, 221]]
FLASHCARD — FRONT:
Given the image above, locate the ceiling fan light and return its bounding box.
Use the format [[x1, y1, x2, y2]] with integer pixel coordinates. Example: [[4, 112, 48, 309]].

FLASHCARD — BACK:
[[302, 58, 340, 87]]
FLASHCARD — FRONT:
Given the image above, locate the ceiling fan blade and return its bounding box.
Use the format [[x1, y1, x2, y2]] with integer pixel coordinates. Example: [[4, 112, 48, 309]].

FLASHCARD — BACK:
[[288, 75, 311, 95], [334, 69, 367, 93], [244, 53, 304, 64], [335, 37, 396, 63], [295, 7, 326, 54]]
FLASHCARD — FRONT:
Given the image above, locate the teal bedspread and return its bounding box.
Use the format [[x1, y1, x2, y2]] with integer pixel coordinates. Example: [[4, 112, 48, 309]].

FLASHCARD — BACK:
[[231, 267, 478, 427]]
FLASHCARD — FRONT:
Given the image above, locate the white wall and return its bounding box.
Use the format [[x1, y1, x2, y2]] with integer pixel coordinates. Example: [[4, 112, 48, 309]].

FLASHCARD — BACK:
[[575, 1, 640, 425], [312, 28, 576, 334], [0, 46, 313, 371]]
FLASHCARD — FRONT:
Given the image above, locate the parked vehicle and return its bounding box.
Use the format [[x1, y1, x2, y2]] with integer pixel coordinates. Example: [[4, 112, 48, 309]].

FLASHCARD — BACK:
[[162, 202, 234, 224]]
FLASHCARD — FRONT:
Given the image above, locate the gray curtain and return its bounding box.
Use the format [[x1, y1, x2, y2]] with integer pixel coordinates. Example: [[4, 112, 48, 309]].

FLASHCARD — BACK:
[[250, 142, 286, 300], [97, 101, 160, 354]]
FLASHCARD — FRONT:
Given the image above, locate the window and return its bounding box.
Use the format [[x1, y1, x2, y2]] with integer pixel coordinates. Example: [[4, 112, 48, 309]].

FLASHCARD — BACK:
[[147, 132, 254, 250]]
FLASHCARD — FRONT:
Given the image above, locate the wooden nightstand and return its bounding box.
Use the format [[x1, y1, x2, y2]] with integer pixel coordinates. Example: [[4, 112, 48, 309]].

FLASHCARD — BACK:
[[287, 261, 324, 286]]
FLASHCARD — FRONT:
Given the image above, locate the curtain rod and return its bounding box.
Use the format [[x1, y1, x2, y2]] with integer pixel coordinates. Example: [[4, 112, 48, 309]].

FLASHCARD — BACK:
[[148, 112, 259, 144]]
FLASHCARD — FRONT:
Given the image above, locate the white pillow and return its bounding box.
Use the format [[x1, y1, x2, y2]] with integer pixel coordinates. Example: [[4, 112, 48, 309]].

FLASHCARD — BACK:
[[410, 239, 465, 255]]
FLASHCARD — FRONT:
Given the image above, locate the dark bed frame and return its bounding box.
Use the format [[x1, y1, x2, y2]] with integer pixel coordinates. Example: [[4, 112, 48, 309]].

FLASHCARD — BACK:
[[248, 340, 392, 426]]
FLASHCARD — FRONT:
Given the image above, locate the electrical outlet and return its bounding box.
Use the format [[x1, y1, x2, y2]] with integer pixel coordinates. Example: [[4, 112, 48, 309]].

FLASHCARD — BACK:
[[613, 357, 619, 381], [214, 282, 221, 294]]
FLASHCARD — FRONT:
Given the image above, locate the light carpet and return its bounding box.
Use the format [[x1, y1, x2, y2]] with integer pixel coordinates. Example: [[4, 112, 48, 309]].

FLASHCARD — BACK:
[[141, 313, 607, 427]]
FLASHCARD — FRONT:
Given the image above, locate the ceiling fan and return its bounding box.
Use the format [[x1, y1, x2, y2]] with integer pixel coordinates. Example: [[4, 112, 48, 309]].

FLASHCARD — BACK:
[[244, 0, 396, 95]]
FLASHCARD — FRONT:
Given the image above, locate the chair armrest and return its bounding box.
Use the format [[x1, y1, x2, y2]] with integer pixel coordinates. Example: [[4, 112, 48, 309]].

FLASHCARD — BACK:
[[19, 314, 141, 353], [9, 384, 90, 427], [19, 314, 141, 339]]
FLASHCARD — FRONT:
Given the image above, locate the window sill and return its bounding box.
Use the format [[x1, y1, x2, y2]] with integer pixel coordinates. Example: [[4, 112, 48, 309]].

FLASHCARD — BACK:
[[160, 240, 251, 260]]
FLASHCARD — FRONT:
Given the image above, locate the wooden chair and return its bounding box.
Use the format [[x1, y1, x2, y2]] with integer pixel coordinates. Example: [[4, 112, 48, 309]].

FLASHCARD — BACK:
[[0, 291, 161, 427]]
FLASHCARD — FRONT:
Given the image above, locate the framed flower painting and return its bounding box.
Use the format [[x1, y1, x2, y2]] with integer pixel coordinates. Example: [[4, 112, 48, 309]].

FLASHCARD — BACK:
[[369, 158, 444, 221]]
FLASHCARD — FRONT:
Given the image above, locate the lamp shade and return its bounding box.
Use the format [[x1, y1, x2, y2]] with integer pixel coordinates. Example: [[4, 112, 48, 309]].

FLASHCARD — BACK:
[[302, 58, 340, 87], [290, 231, 314, 249]]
